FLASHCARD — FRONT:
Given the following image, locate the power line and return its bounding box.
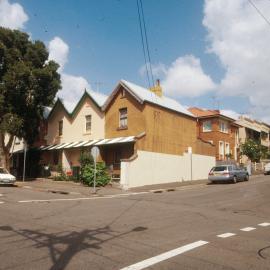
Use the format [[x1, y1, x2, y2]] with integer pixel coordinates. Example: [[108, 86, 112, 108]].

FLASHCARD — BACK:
[[136, 0, 151, 88], [136, 0, 155, 88], [139, 0, 155, 87], [248, 0, 270, 27]]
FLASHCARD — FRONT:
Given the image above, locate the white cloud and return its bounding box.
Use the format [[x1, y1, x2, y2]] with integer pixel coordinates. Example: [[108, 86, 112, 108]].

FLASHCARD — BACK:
[[139, 62, 167, 78], [48, 37, 92, 102], [59, 73, 90, 102], [203, 0, 270, 122], [48, 37, 69, 71], [0, 0, 28, 29], [160, 55, 216, 97]]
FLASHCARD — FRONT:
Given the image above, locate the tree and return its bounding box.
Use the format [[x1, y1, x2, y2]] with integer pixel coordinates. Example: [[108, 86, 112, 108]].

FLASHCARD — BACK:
[[240, 139, 266, 162], [0, 27, 61, 170]]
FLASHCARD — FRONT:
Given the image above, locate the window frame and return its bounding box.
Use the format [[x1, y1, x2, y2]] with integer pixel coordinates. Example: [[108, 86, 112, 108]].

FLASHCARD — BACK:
[[202, 120, 212, 132], [225, 142, 230, 155], [119, 107, 128, 128], [219, 141, 224, 158], [219, 120, 228, 133], [85, 114, 92, 133]]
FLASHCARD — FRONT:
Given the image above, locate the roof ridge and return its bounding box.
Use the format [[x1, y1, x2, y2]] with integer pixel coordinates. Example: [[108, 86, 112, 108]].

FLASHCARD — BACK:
[[120, 79, 193, 117]]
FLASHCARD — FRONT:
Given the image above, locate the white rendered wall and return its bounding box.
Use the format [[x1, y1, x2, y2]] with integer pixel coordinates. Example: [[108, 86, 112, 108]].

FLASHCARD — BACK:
[[120, 150, 215, 189]]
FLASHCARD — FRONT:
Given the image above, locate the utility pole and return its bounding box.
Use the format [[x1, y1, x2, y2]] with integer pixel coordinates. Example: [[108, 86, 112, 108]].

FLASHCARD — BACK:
[[23, 141, 27, 182]]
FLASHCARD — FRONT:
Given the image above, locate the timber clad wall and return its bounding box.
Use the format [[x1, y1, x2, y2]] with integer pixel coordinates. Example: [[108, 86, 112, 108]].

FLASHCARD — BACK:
[[105, 86, 215, 157]]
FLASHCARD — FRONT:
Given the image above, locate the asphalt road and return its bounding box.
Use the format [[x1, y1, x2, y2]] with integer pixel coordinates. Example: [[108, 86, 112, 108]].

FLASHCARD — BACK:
[[1, 176, 270, 270]]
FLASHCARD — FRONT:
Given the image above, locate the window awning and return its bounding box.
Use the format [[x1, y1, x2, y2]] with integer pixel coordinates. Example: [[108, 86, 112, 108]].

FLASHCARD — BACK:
[[40, 136, 135, 151]]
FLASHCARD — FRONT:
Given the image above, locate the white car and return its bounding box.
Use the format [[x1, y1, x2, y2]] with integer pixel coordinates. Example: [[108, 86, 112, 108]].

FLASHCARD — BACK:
[[264, 163, 270, 175], [0, 167, 16, 185]]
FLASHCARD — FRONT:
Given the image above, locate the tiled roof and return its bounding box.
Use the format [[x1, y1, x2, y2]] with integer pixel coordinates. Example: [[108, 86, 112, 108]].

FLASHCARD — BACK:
[[188, 107, 220, 117], [188, 107, 238, 123]]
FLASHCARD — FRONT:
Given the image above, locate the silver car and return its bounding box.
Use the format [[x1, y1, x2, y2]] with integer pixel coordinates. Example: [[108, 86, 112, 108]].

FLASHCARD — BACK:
[[208, 165, 249, 184], [0, 167, 16, 185]]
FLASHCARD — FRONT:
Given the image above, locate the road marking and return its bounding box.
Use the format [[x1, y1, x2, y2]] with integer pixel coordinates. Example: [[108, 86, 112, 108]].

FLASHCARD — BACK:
[[258, 222, 270, 227], [0, 194, 3, 197], [240, 227, 256, 232], [217, 233, 236, 238], [0, 201, 4, 204], [18, 192, 150, 203], [119, 240, 208, 270]]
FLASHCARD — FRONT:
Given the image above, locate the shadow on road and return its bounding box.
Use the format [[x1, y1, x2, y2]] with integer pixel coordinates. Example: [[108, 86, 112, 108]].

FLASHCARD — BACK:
[[0, 224, 147, 270]]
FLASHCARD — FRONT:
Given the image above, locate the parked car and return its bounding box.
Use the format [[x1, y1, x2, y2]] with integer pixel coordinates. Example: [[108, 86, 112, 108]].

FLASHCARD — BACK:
[[264, 163, 270, 175], [0, 167, 16, 185], [208, 165, 249, 184]]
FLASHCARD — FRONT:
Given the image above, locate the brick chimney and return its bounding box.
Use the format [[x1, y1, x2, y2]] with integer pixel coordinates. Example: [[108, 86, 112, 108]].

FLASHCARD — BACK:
[[150, 79, 163, 97]]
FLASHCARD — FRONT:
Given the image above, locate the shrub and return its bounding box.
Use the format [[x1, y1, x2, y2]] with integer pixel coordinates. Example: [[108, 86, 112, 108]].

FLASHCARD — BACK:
[[53, 164, 67, 181], [81, 162, 110, 187], [79, 152, 94, 169]]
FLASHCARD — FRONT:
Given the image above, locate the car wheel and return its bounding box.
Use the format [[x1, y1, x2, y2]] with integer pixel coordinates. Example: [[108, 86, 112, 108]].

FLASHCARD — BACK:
[[245, 174, 249, 181], [233, 176, 237, 184]]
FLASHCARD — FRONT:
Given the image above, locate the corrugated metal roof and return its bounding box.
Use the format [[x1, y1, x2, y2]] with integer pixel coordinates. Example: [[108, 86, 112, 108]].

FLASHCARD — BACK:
[[120, 80, 194, 117]]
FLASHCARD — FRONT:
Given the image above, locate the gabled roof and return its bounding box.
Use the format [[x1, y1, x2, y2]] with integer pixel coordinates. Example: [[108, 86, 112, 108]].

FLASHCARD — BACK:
[[47, 89, 108, 120], [103, 80, 194, 117]]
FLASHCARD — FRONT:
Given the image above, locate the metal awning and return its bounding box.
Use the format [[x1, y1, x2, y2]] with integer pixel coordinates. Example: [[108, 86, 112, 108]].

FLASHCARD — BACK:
[[40, 136, 135, 151]]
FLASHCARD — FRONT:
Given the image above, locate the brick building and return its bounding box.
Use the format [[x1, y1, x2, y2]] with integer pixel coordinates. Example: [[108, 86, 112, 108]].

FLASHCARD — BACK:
[[188, 107, 240, 161]]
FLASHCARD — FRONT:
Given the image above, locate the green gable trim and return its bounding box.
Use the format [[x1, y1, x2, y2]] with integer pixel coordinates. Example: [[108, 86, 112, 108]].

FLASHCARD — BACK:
[[47, 90, 102, 121]]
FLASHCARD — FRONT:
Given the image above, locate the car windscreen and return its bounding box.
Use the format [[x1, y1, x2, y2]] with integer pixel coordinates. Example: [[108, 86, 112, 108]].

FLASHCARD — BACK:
[[0, 168, 8, 174], [212, 166, 227, 172]]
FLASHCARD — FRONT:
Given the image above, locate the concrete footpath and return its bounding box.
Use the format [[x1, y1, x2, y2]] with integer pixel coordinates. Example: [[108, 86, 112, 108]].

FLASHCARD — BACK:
[[15, 175, 265, 197]]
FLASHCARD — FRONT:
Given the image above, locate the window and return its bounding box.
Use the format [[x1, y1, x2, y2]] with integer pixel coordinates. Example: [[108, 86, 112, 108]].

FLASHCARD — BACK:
[[119, 108, 128, 128], [203, 120, 212, 132], [58, 120, 63, 136], [219, 121, 228, 133], [225, 142, 230, 155], [219, 141, 224, 158], [85, 115, 92, 132]]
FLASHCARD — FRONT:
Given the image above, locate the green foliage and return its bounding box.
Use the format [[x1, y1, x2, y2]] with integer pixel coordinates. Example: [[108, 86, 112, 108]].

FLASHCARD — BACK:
[[261, 145, 270, 159], [240, 139, 267, 162], [81, 162, 110, 187], [0, 27, 61, 148], [53, 164, 67, 181], [79, 151, 94, 169]]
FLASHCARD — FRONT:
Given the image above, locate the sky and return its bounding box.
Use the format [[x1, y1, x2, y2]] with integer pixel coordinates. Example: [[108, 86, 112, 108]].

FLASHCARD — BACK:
[[1, 0, 270, 123]]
